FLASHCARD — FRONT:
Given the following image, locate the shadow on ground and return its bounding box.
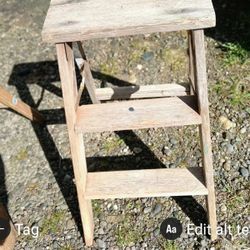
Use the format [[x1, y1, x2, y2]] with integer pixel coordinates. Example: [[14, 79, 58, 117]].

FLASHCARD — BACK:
[[207, 0, 250, 51]]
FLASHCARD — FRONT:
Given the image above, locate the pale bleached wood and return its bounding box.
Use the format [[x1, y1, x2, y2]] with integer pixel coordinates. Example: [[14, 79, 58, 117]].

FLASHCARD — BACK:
[[192, 29, 217, 241], [56, 43, 94, 246], [75, 96, 201, 133], [0, 204, 16, 250], [0, 103, 6, 108], [75, 46, 100, 104], [85, 167, 208, 199], [0, 86, 44, 123], [95, 83, 189, 100], [42, 0, 216, 43]]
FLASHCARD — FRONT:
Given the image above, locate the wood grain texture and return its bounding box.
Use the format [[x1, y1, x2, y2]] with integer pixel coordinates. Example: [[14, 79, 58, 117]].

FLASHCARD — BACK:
[[95, 83, 189, 100], [75, 96, 201, 133], [85, 167, 208, 199], [0, 86, 44, 123], [42, 0, 216, 43], [56, 43, 94, 246], [75, 43, 100, 104], [192, 30, 217, 241], [0, 204, 16, 250]]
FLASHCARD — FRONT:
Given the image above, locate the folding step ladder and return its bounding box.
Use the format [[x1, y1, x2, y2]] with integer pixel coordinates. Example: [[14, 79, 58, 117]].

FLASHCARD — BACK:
[[42, 0, 217, 246]]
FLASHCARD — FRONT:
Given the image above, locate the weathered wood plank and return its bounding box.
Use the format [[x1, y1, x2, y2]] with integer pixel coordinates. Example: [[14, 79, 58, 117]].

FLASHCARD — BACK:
[[42, 0, 216, 43], [75, 96, 201, 133], [56, 43, 94, 246], [0, 86, 44, 123], [192, 29, 217, 241], [95, 84, 189, 100], [75, 42, 100, 104], [85, 167, 208, 199]]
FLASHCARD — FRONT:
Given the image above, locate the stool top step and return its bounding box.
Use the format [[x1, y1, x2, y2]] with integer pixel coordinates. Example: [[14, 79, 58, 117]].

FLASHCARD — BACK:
[[42, 0, 215, 43]]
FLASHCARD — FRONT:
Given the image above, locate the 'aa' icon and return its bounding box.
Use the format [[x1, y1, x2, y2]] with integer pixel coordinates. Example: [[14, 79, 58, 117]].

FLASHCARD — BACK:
[[160, 218, 183, 240]]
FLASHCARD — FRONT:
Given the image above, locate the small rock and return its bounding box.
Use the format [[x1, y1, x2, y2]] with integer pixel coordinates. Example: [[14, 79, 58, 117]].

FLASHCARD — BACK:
[[151, 204, 162, 216], [133, 147, 142, 154], [113, 204, 118, 210], [98, 228, 105, 235], [220, 204, 227, 213], [240, 167, 249, 178], [129, 74, 137, 84], [226, 143, 234, 154], [96, 238, 106, 248], [170, 138, 178, 145], [63, 174, 71, 183], [153, 228, 160, 236], [219, 116, 236, 130], [240, 127, 247, 134], [142, 51, 154, 61], [162, 146, 171, 156], [200, 239, 207, 247], [223, 161, 231, 171], [143, 206, 152, 214], [137, 64, 143, 70], [66, 219, 75, 229]]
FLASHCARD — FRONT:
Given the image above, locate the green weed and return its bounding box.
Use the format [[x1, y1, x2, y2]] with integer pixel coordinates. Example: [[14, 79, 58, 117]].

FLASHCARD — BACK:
[[221, 42, 249, 65], [40, 210, 66, 236]]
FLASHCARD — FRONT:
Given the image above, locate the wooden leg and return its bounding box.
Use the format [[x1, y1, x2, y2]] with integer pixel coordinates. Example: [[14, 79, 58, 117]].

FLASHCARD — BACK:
[[76, 42, 100, 104], [56, 42, 94, 246], [192, 29, 217, 241], [188, 31, 196, 95], [0, 86, 44, 123]]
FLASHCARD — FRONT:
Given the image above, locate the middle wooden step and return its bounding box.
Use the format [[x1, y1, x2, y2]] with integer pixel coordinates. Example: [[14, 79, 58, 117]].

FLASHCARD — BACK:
[[75, 96, 201, 133]]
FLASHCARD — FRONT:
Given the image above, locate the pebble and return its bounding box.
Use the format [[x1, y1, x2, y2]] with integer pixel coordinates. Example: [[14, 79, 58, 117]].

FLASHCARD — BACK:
[[151, 204, 162, 216], [223, 161, 231, 171], [240, 127, 247, 133], [153, 228, 160, 236], [98, 228, 105, 235], [226, 143, 234, 154], [170, 138, 178, 145], [133, 147, 142, 154], [162, 146, 171, 156], [219, 116, 236, 130], [143, 206, 152, 214], [129, 74, 137, 84], [142, 51, 154, 61], [240, 167, 249, 178], [137, 64, 143, 70], [96, 238, 106, 249], [200, 239, 207, 247], [220, 204, 227, 213]]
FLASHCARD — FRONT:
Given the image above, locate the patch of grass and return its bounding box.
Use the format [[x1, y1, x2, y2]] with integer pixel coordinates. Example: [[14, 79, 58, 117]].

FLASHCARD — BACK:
[[93, 200, 102, 217], [40, 210, 66, 236], [15, 148, 28, 161], [221, 42, 249, 66], [227, 195, 244, 211], [103, 137, 123, 153], [163, 241, 179, 250], [127, 40, 151, 66], [161, 48, 187, 73], [99, 58, 119, 76], [212, 78, 250, 107], [116, 214, 143, 246]]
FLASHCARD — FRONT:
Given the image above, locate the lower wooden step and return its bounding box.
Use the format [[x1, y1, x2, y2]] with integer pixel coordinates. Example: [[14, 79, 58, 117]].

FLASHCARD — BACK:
[[75, 96, 201, 133], [85, 167, 208, 199]]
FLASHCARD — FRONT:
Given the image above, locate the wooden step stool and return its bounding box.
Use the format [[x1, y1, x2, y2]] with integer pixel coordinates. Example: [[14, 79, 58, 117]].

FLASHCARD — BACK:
[[42, 0, 217, 245]]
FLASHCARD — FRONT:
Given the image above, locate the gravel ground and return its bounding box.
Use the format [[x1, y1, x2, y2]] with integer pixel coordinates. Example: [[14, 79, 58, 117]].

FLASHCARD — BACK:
[[0, 0, 249, 249]]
